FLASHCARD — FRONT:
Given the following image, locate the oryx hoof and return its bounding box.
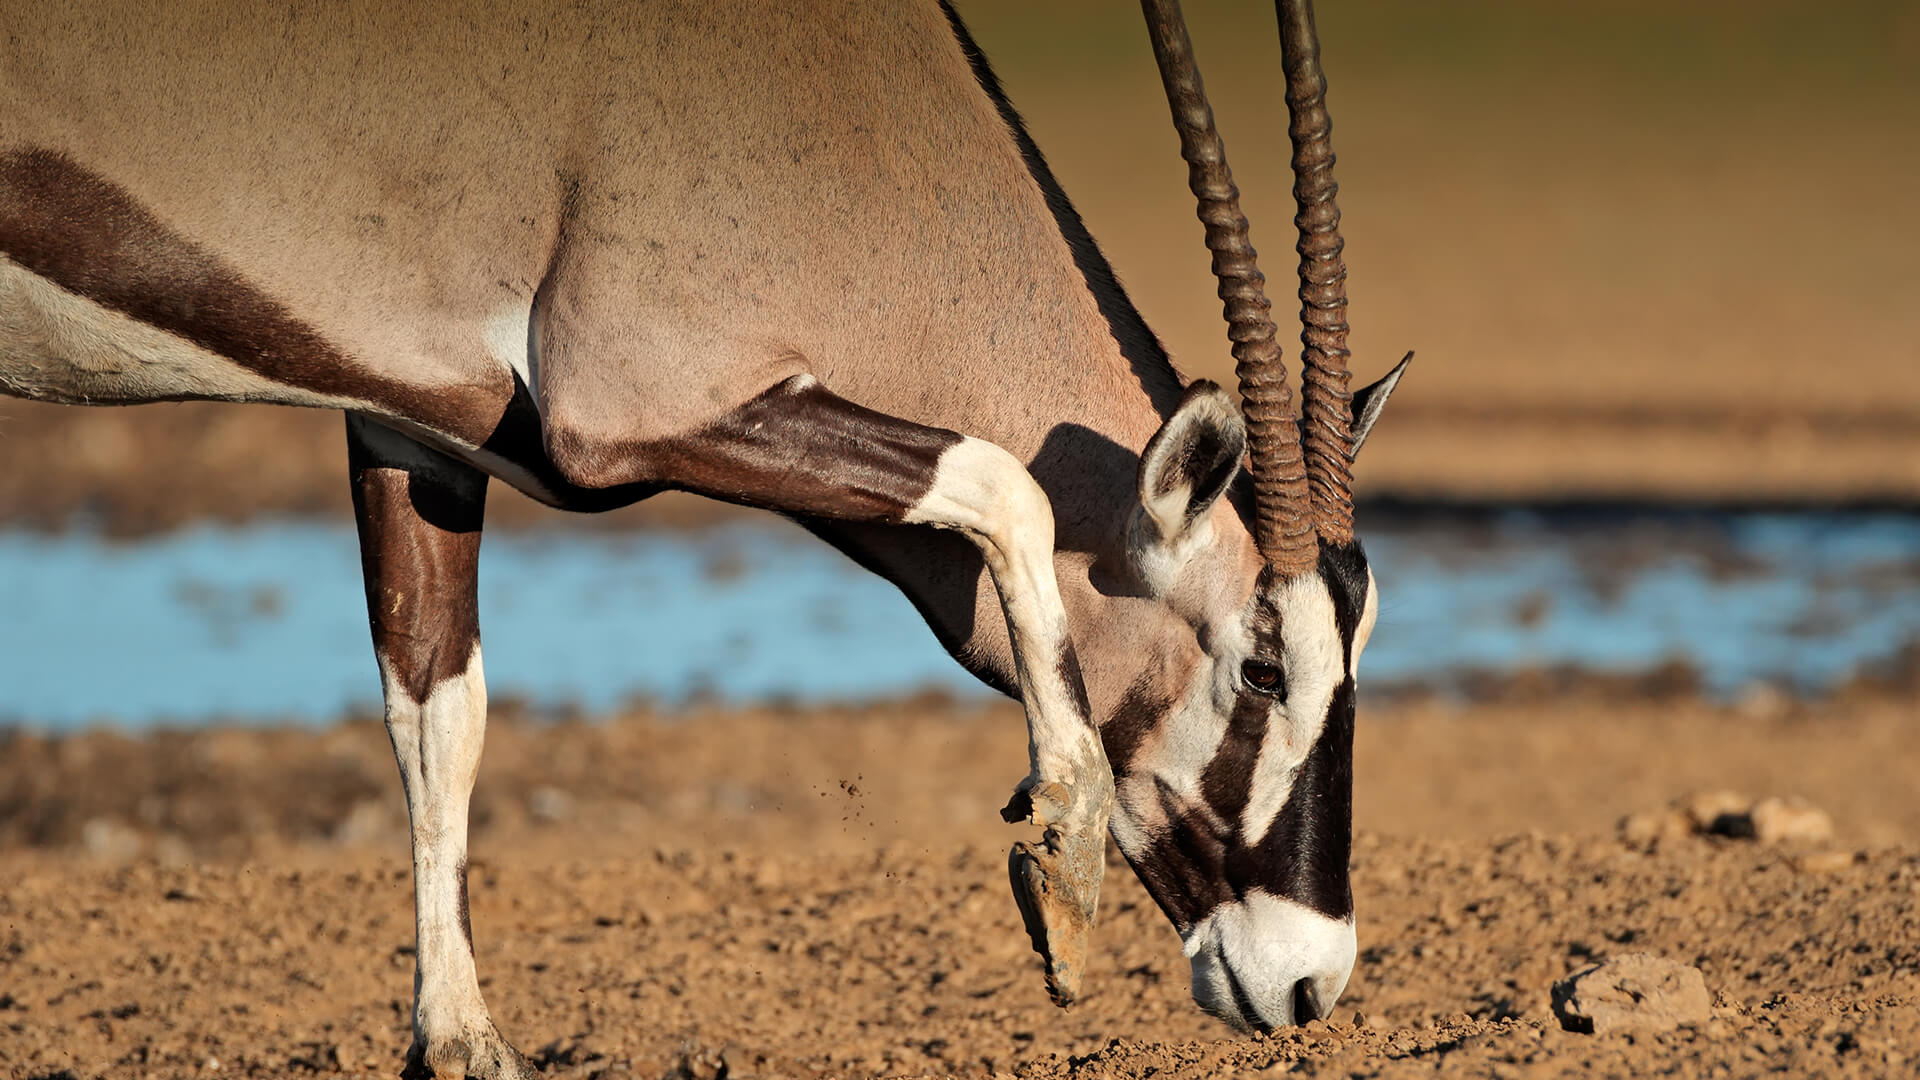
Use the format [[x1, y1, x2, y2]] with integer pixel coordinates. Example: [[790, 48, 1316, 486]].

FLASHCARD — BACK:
[[1007, 821, 1106, 1008], [401, 1023, 539, 1080]]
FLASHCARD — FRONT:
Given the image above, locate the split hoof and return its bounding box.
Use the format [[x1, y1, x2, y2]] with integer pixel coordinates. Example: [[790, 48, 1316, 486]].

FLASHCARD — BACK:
[[402, 1023, 539, 1080], [1007, 822, 1105, 1007]]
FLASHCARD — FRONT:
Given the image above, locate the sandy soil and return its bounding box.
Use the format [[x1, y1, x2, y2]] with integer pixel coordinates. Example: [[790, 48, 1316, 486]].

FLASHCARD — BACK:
[[3, 693, 1916, 1078]]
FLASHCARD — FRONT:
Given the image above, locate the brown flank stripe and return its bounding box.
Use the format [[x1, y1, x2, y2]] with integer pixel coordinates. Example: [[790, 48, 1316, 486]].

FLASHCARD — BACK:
[[0, 147, 504, 443]]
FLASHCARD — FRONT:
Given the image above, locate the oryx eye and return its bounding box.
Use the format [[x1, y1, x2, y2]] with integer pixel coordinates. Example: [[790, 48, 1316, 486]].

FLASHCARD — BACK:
[[1241, 659, 1286, 699]]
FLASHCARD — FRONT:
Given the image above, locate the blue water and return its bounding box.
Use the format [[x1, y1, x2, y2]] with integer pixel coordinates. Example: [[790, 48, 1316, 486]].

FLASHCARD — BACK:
[[1, 512, 1916, 728]]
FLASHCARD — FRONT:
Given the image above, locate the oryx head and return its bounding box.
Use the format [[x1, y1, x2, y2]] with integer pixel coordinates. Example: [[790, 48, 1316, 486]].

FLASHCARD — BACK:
[[1107, 0, 1410, 1032]]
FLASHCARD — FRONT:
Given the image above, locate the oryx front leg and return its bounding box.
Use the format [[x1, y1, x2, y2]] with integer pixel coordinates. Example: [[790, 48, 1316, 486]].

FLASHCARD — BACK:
[[347, 416, 533, 1080], [543, 373, 1114, 1005], [906, 439, 1115, 1005]]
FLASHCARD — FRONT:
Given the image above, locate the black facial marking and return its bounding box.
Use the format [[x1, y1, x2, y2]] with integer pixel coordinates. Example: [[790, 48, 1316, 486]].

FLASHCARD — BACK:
[[1241, 675, 1355, 920], [1319, 541, 1372, 664], [1236, 541, 1370, 920], [1101, 673, 1171, 775], [1117, 778, 1234, 931], [1199, 691, 1269, 829], [1121, 542, 1374, 929]]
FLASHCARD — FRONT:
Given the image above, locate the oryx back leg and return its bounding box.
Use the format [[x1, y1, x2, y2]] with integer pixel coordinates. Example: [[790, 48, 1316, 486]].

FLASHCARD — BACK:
[[347, 414, 533, 1080], [548, 373, 1114, 1004]]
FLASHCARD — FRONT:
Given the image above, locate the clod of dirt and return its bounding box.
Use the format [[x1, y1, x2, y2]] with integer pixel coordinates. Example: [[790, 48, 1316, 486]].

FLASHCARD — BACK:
[[1794, 850, 1858, 874], [1749, 796, 1834, 845], [1682, 790, 1753, 834], [81, 817, 144, 861], [1551, 953, 1712, 1034], [1620, 791, 1837, 849]]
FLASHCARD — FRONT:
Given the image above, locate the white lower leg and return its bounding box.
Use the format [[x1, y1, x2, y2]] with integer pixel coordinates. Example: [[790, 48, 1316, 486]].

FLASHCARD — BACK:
[[905, 438, 1111, 823], [384, 646, 497, 1057]]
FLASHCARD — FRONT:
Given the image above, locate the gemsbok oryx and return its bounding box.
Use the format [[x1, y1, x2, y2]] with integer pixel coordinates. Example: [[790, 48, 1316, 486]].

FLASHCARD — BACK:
[[0, 0, 1411, 1069]]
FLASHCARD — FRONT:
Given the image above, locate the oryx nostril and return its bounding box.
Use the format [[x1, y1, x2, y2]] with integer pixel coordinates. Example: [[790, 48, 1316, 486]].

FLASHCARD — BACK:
[[1292, 977, 1322, 1024]]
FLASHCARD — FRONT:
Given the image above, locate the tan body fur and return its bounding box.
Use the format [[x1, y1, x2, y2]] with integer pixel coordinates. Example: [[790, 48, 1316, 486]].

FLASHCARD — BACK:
[[0, 0, 1216, 690], [2, 0, 1398, 1056]]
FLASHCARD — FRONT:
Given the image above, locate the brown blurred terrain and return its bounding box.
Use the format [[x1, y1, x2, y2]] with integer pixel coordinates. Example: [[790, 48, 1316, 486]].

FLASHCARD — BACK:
[[5, 1, 1918, 533], [3, 693, 1918, 1078], [4, 6, 1918, 1078]]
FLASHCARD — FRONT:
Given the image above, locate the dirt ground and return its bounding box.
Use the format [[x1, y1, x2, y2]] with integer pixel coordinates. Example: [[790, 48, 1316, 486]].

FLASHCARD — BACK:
[[1, 4, 1917, 1076], [2, 692, 1916, 1078]]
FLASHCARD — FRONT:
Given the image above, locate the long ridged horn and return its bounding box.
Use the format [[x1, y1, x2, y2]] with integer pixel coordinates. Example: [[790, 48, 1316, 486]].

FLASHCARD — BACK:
[[1278, 0, 1355, 545], [1141, 0, 1316, 574]]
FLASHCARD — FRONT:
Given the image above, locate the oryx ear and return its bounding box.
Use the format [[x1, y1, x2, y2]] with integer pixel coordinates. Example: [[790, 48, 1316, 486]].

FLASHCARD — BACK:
[[1350, 351, 1413, 458], [1136, 380, 1246, 547]]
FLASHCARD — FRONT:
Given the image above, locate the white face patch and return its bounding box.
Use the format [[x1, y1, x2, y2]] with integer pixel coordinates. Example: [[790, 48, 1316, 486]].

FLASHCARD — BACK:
[[1107, 651, 1233, 866], [1183, 890, 1356, 1031], [1239, 574, 1346, 845]]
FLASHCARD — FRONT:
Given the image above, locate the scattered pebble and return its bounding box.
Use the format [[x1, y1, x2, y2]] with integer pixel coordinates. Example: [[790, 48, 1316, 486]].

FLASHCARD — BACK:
[[331, 799, 395, 846], [1682, 790, 1751, 835], [1794, 850, 1857, 874], [1749, 796, 1834, 845], [1551, 953, 1711, 1034], [1620, 792, 1836, 848], [528, 785, 575, 824], [82, 816, 144, 861]]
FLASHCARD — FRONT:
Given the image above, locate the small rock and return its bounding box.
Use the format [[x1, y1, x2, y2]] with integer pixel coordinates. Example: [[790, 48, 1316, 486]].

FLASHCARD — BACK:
[[332, 798, 395, 846], [1750, 796, 1833, 845], [1552, 953, 1711, 1034], [154, 833, 195, 868], [82, 817, 145, 861], [1734, 681, 1790, 720], [528, 785, 574, 823], [1618, 808, 1689, 848], [1794, 850, 1856, 873], [1681, 790, 1752, 836]]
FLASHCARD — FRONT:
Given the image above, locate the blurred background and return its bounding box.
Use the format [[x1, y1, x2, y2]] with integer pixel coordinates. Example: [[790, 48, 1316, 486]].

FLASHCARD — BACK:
[[3, 0, 1915, 728], [5, 6, 1918, 1075]]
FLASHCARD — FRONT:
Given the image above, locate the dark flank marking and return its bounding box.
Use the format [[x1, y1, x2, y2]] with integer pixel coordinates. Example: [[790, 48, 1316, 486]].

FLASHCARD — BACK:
[[347, 416, 486, 704], [937, 2, 1186, 420], [456, 857, 474, 952], [0, 149, 508, 443], [550, 375, 964, 523]]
